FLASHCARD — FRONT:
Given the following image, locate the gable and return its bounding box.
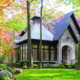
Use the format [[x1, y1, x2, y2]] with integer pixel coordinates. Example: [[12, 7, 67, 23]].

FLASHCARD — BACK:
[[59, 29, 74, 43], [67, 17, 79, 40]]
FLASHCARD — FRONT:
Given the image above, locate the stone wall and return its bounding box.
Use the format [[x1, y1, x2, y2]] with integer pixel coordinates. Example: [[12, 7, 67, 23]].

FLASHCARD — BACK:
[[67, 17, 79, 40], [57, 29, 75, 64]]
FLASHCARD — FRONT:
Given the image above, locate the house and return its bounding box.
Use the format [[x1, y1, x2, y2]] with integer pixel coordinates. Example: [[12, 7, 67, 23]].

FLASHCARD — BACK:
[[16, 11, 80, 65]]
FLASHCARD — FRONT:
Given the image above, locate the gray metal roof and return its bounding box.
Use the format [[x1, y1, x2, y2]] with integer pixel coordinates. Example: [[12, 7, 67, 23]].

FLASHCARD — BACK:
[[17, 23, 54, 43], [31, 12, 41, 20]]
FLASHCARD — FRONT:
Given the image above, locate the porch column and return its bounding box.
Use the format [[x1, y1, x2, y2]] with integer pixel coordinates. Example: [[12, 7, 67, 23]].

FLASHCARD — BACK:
[[71, 45, 75, 64], [57, 43, 62, 64], [67, 47, 71, 64]]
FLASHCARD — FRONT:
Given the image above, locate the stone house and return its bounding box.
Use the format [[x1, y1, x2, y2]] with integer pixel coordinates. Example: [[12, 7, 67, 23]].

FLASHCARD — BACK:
[[16, 11, 80, 64]]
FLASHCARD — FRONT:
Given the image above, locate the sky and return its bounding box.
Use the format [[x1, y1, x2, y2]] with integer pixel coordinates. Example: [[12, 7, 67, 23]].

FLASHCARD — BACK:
[[45, 0, 73, 13]]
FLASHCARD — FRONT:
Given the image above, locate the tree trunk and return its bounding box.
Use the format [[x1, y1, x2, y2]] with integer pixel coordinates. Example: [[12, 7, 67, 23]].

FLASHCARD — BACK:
[[77, 35, 80, 69], [27, 1, 33, 68], [39, 0, 43, 69]]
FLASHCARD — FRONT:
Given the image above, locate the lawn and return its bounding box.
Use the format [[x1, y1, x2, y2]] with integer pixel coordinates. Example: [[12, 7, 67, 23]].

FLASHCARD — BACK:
[[15, 68, 80, 80]]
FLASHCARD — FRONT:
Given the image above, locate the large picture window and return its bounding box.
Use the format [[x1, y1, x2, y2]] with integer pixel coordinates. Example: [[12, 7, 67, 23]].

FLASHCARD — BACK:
[[42, 45, 49, 61], [20, 45, 22, 60], [32, 45, 37, 61], [23, 44, 27, 60], [51, 46, 55, 61], [20, 44, 27, 61]]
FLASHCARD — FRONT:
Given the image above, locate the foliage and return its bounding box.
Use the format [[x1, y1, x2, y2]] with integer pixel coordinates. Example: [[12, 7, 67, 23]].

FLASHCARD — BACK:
[[67, 65, 72, 68], [23, 62, 28, 69], [15, 68, 23, 73], [0, 73, 10, 80], [0, 64, 7, 70], [59, 0, 80, 18], [16, 62, 21, 67], [33, 64, 38, 68], [72, 63, 77, 68], [23, 62, 27, 66], [49, 64, 53, 68], [1, 54, 6, 63], [57, 64, 65, 68], [0, 68, 3, 72], [7, 67, 15, 74], [7, 62, 13, 67], [43, 65, 46, 68], [1, 70, 12, 78], [23, 66, 28, 69]]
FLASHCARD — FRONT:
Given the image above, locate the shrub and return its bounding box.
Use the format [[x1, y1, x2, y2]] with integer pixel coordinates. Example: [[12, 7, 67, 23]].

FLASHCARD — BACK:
[[1, 54, 5, 63], [43, 65, 46, 68], [23, 66, 28, 69], [33, 64, 38, 68], [0, 73, 10, 80], [12, 67, 16, 71], [49, 64, 53, 68], [15, 68, 23, 73], [57, 64, 65, 68], [7, 67, 15, 74], [68, 65, 72, 68], [7, 62, 13, 67], [23, 62, 27, 66], [1, 70, 12, 77], [72, 63, 77, 68], [0, 64, 7, 70], [0, 68, 3, 72], [16, 62, 21, 67], [74, 64, 77, 68]]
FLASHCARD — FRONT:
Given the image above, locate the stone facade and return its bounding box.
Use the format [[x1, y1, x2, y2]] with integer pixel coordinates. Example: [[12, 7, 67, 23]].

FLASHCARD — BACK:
[[67, 17, 79, 40], [57, 29, 75, 64]]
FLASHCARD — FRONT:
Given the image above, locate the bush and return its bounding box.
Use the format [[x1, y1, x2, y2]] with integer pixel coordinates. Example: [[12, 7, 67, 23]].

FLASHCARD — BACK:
[[0, 73, 10, 80], [43, 65, 46, 68], [0, 68, 3, 72], [15, 68, 23, 73], [1, 54, 5, 63], [49, 64, 53, 68], [72, 63, 77, 68], [23, 62, 27, 66], [0, 64, 7, 70], [57, 64, 65, 68], [7, 62, 13, 67], [23, 66, 28, 69], [1, 70, 12, 78], [7, 67, 15, 74], [33, 64, 38, 68], [68, 65, 72, 68], [16, 62, 21, 67]]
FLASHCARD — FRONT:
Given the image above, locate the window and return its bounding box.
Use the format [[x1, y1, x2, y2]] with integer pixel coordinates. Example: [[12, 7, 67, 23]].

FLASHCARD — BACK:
[[32, 45, 37, 61], [23, 44, 27, 60], [42, 45, 49, 61], [50, 46, 55, 61], [51, 50, 54, 61], [43, 50, 49, 61], [20, 45, 22, 60], [66, 37, 70, 41]]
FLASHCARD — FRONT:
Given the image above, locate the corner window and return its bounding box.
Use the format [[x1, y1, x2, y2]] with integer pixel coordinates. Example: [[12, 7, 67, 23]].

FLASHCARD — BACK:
[[32, 45, 37, 61]]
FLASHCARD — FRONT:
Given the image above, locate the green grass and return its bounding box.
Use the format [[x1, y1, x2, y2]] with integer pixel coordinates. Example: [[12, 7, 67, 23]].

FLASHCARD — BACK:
[[15, 68, 80, 80]]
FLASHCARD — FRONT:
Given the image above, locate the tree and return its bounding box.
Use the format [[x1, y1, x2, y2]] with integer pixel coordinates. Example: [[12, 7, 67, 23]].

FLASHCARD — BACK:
[[27, 0, 33, 68], [39, 0, 43, 69]]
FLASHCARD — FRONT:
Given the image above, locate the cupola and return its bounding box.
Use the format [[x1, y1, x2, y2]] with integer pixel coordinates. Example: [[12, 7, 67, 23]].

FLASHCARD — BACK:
[[31, 12, 41, 24]]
